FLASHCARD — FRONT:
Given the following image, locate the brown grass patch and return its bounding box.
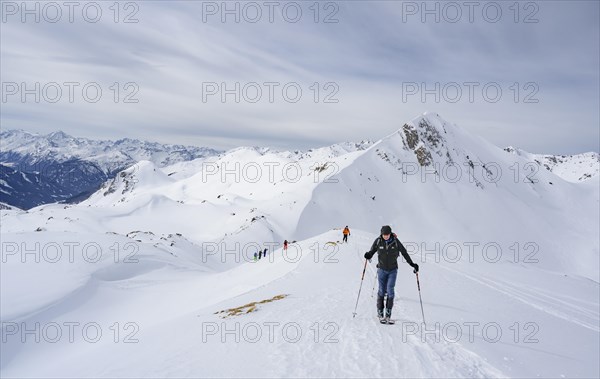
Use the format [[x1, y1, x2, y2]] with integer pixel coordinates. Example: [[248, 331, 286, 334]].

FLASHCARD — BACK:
[[214, 294, 288, 318]]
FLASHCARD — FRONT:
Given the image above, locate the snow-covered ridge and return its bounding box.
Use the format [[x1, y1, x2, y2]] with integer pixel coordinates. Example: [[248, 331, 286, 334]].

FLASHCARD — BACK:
[[0, 201, 18, 210], [1, 130, 373, 173], [504, 146, 599, 183], [0, 129, 222, 174]]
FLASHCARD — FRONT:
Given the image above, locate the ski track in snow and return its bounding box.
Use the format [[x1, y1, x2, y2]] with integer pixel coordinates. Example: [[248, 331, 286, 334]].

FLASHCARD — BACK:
[[440, 265, 600, 333]]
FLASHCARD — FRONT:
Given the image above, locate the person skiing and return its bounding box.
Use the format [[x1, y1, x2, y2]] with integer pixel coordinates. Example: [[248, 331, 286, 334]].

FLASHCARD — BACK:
[[342, 226, 350, 243], [364, 225, 419, 324], [283, 240, 288, 251], [253, 252, 258, 262], [263, 248, 268, 257]]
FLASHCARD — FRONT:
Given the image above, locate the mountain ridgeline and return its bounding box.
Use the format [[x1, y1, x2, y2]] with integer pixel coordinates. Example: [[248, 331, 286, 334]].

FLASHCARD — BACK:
[[1, 114, 598, 211], [0, 130, 221, 209]]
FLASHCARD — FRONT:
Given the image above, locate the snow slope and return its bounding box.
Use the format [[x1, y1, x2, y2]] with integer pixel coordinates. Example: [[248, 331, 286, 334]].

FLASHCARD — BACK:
[[1, 229, 597, 378], [298, 113, 599, 279], [1, 112, 598, 378], [504, 147, 600, 183]]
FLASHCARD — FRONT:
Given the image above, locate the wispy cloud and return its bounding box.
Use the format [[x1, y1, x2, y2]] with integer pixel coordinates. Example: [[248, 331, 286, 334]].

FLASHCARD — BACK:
[[1, 1, 598, 154]]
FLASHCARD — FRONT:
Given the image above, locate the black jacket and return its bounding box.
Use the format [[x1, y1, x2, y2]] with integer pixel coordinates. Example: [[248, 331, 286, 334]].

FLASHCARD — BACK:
[[365, 235, 415, 271]]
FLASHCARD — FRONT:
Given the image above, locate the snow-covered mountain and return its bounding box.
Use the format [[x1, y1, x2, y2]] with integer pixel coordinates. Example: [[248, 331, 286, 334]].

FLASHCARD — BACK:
[[1, 112, 598, 378], [504, 146, 600, 183], [73, 112, 598, 277], [0, 129, 222, 209], [0, 129, 221, 173]]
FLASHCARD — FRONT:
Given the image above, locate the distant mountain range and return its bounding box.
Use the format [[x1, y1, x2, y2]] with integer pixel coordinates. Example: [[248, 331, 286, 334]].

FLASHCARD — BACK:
[[0, 130, 221, 209]]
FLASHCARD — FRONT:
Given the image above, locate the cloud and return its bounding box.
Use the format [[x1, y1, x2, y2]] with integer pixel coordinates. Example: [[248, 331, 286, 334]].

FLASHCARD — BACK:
[[1, 1, 598, 154]]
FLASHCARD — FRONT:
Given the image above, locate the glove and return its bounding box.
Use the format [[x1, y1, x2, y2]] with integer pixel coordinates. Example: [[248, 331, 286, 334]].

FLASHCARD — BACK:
[[364, 252, 373, 260], [412, 263, 419, 274]]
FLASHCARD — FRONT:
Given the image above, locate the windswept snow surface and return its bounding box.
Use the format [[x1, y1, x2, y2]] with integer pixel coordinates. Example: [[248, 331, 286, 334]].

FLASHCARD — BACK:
[[1, 230, 597, 378], [1, 113, 598, 378]]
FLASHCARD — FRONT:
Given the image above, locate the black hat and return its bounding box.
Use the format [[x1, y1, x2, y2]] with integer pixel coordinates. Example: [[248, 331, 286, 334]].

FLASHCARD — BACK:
[[381, 225, 392, 235]]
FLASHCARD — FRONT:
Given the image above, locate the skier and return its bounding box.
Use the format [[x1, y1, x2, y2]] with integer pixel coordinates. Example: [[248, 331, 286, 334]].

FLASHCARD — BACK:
[[342, 226, 350, 243], [263, 248, 268, 257], [283, 240, 288, 251], [253, 252, 258, 262], [258, 250, 262, 260], [364, 225, 419, 324]]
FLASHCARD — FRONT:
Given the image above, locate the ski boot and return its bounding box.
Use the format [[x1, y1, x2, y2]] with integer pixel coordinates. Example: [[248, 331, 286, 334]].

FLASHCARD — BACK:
[[377, 308, 385, 323], [383, 308, 395, 325]]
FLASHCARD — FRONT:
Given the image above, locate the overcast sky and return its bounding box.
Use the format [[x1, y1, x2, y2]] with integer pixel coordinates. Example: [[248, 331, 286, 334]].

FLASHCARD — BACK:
[[1, 0, 598, 154]]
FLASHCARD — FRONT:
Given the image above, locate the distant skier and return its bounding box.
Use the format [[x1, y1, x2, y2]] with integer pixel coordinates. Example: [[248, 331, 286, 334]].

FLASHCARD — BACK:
[[258, 250, 262, 260], [283, 240, 288, 251], [253, 252, 258, 262], [364, 225, 419, 324], [342, 226, 350, 243], [263, 248, 268, 257]]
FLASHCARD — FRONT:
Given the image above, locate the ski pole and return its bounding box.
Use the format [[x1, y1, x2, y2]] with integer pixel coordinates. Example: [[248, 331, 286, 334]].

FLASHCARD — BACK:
[[415, 272, 426, 326], [352, 259, 369, 318], [371, 269, 378, 298]]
